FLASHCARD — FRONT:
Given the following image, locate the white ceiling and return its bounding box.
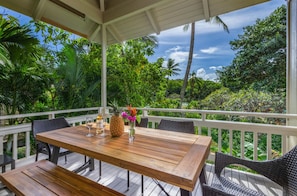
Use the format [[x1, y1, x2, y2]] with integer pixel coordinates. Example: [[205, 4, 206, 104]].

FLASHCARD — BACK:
[[0, 0, 269, 45]]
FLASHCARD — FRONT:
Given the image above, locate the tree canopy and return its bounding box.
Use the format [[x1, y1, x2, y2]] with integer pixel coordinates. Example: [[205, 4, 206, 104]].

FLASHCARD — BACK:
[[0, 15, 49, 117], [217, 5, 286, 93]]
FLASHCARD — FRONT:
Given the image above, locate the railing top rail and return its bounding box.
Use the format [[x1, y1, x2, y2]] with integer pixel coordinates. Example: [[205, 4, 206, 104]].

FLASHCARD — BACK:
[[137, 108, 297, 118], [0, 107, 99, 120], [1, 107, 297, 121]]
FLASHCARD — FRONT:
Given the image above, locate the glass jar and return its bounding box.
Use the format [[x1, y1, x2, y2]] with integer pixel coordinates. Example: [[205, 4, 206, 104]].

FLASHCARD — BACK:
[[96, 114, 103, 134], [129, 121, 135, 143]]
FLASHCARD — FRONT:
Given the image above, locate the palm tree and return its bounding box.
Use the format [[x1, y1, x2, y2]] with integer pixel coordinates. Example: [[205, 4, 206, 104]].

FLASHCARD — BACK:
[[180, 17, 229, 108], [0, 15, 40, 78], [55, 43, 100, 109], [0, 15, 48, 153], [188, 71, 203, 100], [166, 58, 181, 78], [165, 58, 181, 96], [0, 15, 43, 116]]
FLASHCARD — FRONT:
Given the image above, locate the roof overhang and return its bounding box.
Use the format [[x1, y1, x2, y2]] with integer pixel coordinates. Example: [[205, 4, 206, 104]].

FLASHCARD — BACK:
[[0, 0, 269, 45]]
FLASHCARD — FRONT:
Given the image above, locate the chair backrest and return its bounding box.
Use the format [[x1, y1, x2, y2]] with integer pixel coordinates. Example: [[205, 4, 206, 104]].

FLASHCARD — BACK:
[[136, 118, 148, 128], [277, 145, 297, 195], [32, 117, 70, 137], [157, 119, 194, 134]]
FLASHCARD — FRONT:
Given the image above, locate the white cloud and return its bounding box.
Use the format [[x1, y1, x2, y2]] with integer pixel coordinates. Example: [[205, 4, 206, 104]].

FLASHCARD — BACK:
[[196, 68, 219, 81], [209, 66, 223, 70], [205, 73, 218, 81], [162, 60, 168, 68], [165, 46, 199, 64], [159, 40, 187, 45], [199, 44, 234, 57], [166, 46, 183, 53], [169, 51, 189, 64], [200, 47, 218, 54], [196, 68, 206, 78]]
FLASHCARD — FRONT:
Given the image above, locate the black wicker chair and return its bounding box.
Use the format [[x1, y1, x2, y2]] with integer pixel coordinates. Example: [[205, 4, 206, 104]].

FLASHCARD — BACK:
[[136, 117, 148, 127], [138, 119, 195, 195], [158, 119, 195, 133], [32, 117, 72, 163], [202, 145, 297, 196]]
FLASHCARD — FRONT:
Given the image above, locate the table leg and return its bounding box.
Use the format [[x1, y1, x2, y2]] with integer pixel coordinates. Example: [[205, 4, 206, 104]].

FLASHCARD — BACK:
[[51, 146, 60, 164], [11, 159, 15, 170], [180, 189, 192, 196], [90, 157, 95, 171], [180, 166, 206, 196], [199, 166, 207, 185], [73, 158, 95, 173]]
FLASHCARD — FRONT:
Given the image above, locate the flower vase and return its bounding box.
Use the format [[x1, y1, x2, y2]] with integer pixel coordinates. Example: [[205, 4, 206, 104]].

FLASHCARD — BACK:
[[129, 121, 135, 143]]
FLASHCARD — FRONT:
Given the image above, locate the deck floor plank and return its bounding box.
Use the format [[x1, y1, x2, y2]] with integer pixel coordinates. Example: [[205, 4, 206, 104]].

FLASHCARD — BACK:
[[0, 153, 283, 196]]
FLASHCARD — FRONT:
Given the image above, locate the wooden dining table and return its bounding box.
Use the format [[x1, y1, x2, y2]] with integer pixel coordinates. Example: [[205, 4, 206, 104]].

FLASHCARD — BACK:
[[36, 124, 212, 196]]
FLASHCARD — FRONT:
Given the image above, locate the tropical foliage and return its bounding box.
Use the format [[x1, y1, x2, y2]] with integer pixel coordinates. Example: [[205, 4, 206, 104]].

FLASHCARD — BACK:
[[0, 15, 47, 118], [217, 5, 286, 93], [0, 5, 287, 160]]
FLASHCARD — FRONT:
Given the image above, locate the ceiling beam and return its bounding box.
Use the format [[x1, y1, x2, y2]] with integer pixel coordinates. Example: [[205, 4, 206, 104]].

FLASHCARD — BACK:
[[145, 10, 160, 35], [104, 0, 170, 24], [202, 0, 210, 21], [33, 0, 47, 20], [99, 0, 105, 12], [107, 24, 123, 43], [59, 0, 103, 24], [89, 24, 101, 41], [41, 16, 88, 38]]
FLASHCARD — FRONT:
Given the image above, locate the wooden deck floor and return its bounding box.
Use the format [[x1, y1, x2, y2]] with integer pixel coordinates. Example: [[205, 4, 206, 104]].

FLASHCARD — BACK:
[[1, 153, 283, 196]]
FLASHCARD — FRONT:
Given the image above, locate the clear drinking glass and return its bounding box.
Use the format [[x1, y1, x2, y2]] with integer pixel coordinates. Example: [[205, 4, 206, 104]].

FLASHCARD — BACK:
[[100, 118, 106, 137], [86, 117, 94, 137]]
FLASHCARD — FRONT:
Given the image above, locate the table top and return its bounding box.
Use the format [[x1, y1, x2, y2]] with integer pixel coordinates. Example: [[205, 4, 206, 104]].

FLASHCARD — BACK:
[[36, 125, 211, 191]]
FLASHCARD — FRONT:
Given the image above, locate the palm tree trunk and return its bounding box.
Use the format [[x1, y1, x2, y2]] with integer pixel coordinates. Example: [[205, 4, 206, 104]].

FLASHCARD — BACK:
[[180, 22, 195, 108]]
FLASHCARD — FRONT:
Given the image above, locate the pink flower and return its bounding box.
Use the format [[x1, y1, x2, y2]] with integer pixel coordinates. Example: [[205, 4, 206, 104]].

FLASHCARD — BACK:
[[121, 112, 128, 119], [121, 105, 137, 122], [128, 116, 136, 122]]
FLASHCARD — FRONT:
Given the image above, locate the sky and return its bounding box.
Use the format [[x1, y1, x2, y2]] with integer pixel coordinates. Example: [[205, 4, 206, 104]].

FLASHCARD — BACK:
[[0, 0, 286, 81], [148, 0, 286, 81]]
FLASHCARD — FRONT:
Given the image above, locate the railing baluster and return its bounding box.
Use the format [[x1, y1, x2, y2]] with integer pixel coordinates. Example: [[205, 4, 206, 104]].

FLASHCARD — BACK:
[[198, 127, 202, 135], [229, 130, 233, 156], [253, 132, 258, 160], [26, 131, 30, 158], [267, 133, 272, 160], [241, 131, 245, 159], [282, 135, 287, 155], [13, 133, 18, 160], [0, 136, 3, 155], [218, 128, 222, 152]]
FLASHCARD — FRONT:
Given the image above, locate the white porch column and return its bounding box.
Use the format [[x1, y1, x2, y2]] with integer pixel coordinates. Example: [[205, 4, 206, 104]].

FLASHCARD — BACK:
[[101, 24, 107, 108], [286, 0, 297, 150]]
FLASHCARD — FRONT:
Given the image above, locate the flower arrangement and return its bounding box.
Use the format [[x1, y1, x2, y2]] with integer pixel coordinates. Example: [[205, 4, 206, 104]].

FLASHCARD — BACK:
[[122, 105, 137, 143], [121, 105, 137, 122]]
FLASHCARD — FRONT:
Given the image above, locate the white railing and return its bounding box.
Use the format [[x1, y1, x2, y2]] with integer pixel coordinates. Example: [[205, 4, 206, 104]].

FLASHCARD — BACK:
[[1, 107, 297, 162]]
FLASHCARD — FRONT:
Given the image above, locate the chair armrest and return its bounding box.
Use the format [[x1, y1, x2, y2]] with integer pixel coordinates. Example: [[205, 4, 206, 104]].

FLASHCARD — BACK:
[[37, 141, 52, 159], [214, 152, 283, 185]]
